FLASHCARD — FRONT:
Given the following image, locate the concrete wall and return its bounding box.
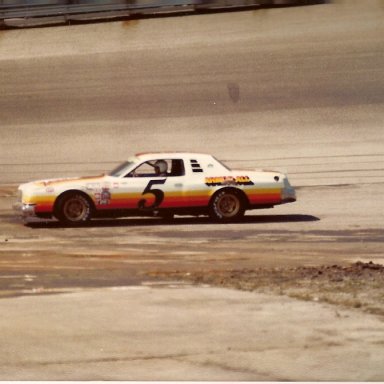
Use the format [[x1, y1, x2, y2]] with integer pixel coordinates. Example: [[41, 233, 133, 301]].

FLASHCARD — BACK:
[[0, 0, 318, 27]]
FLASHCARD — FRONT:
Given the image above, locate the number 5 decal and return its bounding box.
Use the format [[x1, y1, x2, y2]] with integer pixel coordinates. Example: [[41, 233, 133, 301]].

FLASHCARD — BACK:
[[138, 179, 166, 210]]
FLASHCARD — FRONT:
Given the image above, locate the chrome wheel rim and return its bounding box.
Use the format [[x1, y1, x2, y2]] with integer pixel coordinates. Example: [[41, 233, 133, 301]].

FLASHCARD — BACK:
[[63, 197, 88, 221], [217, 194, 240, 218]]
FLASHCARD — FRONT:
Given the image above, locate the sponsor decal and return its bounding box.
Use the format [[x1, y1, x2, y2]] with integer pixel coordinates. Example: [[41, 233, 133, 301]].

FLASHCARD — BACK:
[[205, 176, 254, 187], [97, 188, 111, 206], [45, 187, 55, 193], [86, 182, 102, 191], [88, 182, 117, 191]]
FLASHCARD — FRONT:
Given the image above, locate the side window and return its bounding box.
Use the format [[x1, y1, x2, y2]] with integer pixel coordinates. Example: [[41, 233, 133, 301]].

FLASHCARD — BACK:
[[125, 159, 185, 177], [190, 159, 203, 173]]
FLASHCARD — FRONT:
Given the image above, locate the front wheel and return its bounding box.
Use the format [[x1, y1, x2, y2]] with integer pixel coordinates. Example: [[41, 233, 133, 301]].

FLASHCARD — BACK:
[[209, 190, 245, 222], [55, 193, 92, 225]]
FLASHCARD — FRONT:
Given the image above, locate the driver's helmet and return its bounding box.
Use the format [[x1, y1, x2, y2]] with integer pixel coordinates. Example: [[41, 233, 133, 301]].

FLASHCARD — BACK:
[[154, 160, 168, 175]]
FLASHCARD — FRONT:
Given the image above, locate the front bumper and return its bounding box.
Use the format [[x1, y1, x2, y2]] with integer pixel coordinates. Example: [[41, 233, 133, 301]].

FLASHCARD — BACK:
[[13, 202, 37, 217]]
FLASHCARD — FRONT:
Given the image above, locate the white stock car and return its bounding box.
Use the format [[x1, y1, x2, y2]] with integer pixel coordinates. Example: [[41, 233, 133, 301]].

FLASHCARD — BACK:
[[14, 152, 296, 224]]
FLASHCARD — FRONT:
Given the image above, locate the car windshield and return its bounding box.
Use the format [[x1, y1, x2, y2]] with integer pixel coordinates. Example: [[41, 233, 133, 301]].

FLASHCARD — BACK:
[[108, 159, 137, 177]]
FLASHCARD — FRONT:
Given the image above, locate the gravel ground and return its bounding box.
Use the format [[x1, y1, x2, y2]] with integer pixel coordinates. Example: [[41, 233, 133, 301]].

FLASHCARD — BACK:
[[148, 261, 384, 317]]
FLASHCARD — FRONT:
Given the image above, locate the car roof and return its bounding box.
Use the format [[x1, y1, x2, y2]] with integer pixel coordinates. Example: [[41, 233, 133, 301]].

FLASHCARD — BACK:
[[134, 152, 214, 162]]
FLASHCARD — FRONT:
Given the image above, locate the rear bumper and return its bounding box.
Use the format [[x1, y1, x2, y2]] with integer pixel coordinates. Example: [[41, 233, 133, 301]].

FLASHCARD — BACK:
[[13, 202, 37, 217], [281, 179, 296, 203]]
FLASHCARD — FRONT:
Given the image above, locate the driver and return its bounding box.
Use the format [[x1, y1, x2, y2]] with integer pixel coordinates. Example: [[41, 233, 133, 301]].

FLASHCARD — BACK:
[[154, 160, 168, 176]]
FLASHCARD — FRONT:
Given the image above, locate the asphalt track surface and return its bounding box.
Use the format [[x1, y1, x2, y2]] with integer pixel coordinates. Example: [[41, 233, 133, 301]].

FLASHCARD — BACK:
[[0, 0, 384, 380]]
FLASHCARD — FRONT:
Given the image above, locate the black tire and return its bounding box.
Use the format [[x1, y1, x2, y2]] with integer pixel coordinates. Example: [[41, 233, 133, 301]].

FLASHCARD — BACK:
[[209, 189, 245, 222], [55, 193, 92, 225]]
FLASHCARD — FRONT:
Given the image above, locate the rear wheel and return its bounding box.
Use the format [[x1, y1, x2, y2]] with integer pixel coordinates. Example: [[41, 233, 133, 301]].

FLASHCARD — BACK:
[[209, 189, 245, 222], [55, 193, 92, 225]]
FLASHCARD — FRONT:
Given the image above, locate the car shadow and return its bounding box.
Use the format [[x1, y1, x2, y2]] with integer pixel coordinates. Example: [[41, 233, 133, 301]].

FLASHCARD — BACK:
[[26, 214, 320, 229]]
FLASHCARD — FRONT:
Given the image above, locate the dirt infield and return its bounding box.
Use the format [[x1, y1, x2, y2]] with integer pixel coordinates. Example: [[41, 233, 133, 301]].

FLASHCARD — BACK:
[[150, 262, 384, 316]]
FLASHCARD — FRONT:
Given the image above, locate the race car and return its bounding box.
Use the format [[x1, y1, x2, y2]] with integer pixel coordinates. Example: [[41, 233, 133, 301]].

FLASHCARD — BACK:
[[14, 152, 296, 224]]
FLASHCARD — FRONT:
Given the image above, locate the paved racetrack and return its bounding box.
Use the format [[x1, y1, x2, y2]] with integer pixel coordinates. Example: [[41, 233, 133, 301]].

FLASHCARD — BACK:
[[1, 0, 383, 187], [0, 0, 384, 380]]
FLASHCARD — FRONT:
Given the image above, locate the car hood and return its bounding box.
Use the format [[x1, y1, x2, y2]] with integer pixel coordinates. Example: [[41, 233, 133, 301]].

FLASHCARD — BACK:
[[20, 174, 107, 190]]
